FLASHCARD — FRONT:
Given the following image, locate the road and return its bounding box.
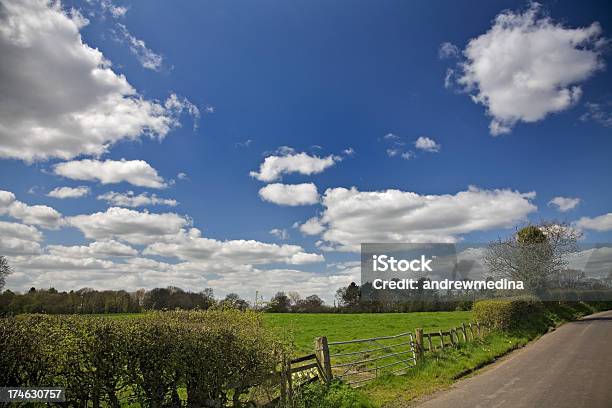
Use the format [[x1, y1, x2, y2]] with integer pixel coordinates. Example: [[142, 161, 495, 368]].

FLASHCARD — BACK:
[[415, 310, 612, 408]]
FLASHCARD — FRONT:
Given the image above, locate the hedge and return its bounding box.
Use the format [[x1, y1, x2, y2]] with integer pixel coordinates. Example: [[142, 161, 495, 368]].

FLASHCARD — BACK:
[[0, 310, 287, 407], [472, 297, 541, 330]]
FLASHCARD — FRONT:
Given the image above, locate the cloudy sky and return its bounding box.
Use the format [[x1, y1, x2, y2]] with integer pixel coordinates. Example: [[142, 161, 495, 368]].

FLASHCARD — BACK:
[[1, 0, 611, 302]]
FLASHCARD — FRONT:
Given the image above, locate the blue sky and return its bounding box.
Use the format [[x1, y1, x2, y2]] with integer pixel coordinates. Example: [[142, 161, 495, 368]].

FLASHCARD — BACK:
[[0, 0, 611, 301]]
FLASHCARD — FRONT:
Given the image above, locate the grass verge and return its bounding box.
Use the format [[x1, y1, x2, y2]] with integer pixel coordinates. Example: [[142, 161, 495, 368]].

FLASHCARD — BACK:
[[352, 302, 611, 408]]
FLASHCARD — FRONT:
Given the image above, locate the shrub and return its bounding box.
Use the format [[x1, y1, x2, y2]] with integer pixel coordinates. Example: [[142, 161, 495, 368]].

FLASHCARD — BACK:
[[0, 310, 285, 407], [472, 297, 541, 330]]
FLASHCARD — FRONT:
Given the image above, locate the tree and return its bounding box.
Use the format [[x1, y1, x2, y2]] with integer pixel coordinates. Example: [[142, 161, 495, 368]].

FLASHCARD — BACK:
[[221, 293, 249, 311], [484, 221, 581, 295], [0, 256, 11, 292], [267, 291, 291, 312], [336, 282, 360, 307]]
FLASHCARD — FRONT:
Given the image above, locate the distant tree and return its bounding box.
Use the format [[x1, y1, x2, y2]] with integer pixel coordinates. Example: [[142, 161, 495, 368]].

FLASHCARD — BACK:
[[221, 293, 249, 311], [336, 282, 360, 307], [267, 291, 291, 312], [0, 256, 11, 292], [485, 221, 581, 294], [295, 294, 325, 312], [287, 291, 302, 306]]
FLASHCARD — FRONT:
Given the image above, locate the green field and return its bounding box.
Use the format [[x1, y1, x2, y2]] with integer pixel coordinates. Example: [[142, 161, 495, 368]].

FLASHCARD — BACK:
[[263, 311, 472, 354]]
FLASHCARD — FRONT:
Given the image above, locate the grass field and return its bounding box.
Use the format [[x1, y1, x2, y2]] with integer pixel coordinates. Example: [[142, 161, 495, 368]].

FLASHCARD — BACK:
[[263, 311, 472, 354]]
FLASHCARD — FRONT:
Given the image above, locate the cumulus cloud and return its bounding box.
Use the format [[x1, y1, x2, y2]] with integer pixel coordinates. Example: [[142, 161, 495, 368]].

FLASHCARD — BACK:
[[414, 136, 441, 152], [68, 207, 191, 245], [47, 186, 90, 199], [258, 183, 320, 206], [548, 196, 580, 212], [250, 152, 338, 182], [97, 191, 178, 207], [302, 186, 537, 251], [143, 227, 324, 265], [0, 190, 64, 229], [0, 0, 191, 161], [576, 213, 612, 232], [299, 217, 326, 236], [47, 240, 138, 258], [455, 3, 606, 135], [53, 159, 167, 188], [0, 221, 43, 255]]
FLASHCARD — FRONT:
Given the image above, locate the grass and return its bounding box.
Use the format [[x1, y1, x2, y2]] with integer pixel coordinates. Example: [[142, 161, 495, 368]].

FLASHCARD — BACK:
[[262, 311, 472, 355], [359, 330, 532, 407]]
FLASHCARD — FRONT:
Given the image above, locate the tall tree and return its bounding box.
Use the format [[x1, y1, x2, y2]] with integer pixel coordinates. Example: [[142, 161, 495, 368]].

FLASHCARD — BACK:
[[484, 221, 580, 294]]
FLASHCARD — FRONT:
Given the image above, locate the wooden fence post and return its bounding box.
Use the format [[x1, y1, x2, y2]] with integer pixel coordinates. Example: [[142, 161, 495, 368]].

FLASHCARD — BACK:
[[439, 330, 445, 349], [461, 323, 468, 342], [449, 329, 456, 346], [415, 328, 424, 361], [315, 336, 332, 383], [469, 322, 474, 339], [476, 322, 482, 337], [427, 333, 433, 352]]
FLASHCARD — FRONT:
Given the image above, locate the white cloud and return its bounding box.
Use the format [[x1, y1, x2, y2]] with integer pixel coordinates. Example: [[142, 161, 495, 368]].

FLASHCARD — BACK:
[[0, 0, 190, 161], [258, 183, 320, 206], [97, 191, 178, 207], [54, 159, 167, 188], [113, 23, 163, 71], [548, 196, 580, 212], [415, 136, 441, 152], [304, 186, 537, 251], [270, 228, 289, 240], [400, 151, 414, 160], [143, 227, 324, 265], [163, 93, 201, 130], [343, 147, 356, 156], [383, 133, 399, 140], [580, 102, 612, 128], [47, 186, 90, 199], [299, 217, 326, 236], [0, 190, 64, 229], [250, 152, 338, 182], [444, 68, 454, 89], [576, 213, 612, 232], [0, 221, 43, 255], [456, 3, 606, 135], [387, 148, 400, 157], [439, 42, 459, 59], [47, 240, 138, 258], [68, 207, 191, 245], [100, 0, 128, 18], [177, 172, 189, 180]]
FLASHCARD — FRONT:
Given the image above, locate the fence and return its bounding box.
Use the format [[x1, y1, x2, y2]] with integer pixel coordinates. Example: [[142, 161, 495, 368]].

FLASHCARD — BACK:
[[307, 321, 490, 388]]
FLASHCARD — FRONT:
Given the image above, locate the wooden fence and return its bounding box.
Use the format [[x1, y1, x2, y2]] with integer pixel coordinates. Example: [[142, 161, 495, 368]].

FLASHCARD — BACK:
[[265, 320, 492, 405], [307, 321, 490, 388]]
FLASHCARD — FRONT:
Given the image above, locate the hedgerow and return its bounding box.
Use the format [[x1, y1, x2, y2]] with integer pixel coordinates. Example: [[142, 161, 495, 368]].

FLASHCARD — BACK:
[[472, 297, 541, 330], [0, 310, 286, 407]]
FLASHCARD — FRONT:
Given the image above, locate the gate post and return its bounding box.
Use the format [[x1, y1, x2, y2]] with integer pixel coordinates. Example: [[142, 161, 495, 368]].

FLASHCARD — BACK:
[[315, 336, 332, 383], [415, 328, 424, 361]]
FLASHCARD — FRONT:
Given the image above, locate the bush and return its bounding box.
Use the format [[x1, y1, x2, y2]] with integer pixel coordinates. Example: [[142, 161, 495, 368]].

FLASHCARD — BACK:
[[0, 310, 285, 407], [472, 297, 541, 330]]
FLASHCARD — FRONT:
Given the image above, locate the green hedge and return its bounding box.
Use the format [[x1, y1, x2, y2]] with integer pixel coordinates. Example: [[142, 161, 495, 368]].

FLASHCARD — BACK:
[[0, 310, 286, 407], [472, 298, 541, 330]]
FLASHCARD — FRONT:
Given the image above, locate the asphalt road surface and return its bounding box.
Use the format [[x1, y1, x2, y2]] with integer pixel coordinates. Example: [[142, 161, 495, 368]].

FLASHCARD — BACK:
[[416, 310, 612, 408]]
